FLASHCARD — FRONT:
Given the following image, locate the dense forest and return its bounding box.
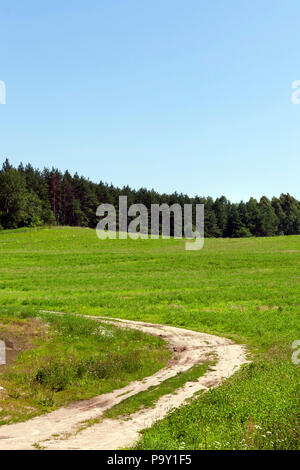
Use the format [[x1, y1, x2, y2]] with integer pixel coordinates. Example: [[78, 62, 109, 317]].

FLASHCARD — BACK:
[[1, 158, 300, 238]]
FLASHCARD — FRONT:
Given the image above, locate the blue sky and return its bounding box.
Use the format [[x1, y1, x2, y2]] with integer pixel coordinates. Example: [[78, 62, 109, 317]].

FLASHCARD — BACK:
[[1, 0, 300, 202]]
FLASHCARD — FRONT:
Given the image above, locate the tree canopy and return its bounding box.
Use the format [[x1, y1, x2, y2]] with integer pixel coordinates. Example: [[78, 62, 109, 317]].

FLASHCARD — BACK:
[[1, 159, 300, 238]]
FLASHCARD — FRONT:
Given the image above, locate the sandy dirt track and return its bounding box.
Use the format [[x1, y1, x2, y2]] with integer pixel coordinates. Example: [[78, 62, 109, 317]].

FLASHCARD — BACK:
[[0, 314, 249, 450]]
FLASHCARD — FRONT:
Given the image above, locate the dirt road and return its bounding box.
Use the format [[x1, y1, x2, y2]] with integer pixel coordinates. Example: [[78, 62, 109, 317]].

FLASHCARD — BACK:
[[0, 315, 249, 450]]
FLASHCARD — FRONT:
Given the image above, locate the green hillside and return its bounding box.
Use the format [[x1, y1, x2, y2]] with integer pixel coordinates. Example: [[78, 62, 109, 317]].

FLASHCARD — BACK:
[[0, 227, 299, 449]]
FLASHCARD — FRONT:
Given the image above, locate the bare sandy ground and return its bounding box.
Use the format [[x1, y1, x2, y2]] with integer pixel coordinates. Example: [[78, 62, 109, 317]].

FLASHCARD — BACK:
[[0, 315, 249, 450]]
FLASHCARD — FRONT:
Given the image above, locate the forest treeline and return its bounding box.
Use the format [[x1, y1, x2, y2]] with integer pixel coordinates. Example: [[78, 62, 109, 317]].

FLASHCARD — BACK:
[[1, 159, 300, 238]]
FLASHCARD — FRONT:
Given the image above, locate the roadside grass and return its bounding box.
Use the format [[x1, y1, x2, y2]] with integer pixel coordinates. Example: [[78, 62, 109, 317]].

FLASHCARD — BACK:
[[0, 307, 170, 424], [104, 362, 213, 419], [0, 227, 299, 449], [134, 347, 299, 450]]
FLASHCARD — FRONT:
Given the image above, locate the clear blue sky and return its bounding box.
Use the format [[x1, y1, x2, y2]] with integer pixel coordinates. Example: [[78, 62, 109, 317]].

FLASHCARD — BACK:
[[1, 0, 300, 202]]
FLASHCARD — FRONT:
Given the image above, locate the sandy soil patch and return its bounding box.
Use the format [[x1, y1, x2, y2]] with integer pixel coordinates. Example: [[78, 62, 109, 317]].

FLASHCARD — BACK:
[[0, 314, 249, 450]]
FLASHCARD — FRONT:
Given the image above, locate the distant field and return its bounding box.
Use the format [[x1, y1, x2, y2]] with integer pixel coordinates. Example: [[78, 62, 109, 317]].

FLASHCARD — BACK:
[[0, 227, 299, 449]]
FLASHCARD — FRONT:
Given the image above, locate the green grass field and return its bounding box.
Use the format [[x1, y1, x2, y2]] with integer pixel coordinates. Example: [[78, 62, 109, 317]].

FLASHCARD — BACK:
[[0, 227, 299, 449], [0, 309, 170, 424]]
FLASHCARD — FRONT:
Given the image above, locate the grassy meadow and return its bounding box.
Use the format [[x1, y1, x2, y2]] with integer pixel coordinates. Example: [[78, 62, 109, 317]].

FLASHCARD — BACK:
[[0, 227, 299, 449], [0, 309, 170, 424]]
